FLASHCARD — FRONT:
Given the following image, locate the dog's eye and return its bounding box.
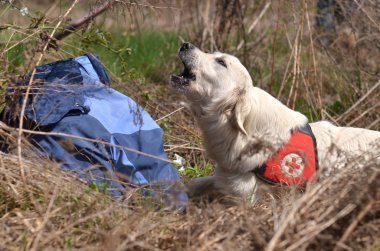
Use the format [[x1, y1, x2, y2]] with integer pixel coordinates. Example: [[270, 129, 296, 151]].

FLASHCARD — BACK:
[[216, 58, 227, 68]]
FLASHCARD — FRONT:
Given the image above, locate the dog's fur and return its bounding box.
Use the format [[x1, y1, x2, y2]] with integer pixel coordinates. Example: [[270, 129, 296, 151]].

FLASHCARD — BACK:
[[170, 43, 380, 201]]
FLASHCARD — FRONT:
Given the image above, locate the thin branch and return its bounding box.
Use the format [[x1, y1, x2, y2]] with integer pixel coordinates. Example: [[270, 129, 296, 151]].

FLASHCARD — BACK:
[[2, 122, 175, 164], [236, 2, 271, 51], [115, 0, 180, 10], [51, 0, 181, 44], [156, 107, 184, 122], [52, 0, 117, 42], [336, 79, 380, 122], [333, 200, 375, 251]]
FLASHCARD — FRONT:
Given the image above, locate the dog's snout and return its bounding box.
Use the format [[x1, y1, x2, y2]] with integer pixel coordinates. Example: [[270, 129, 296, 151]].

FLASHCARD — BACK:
[[180, 42, 194, 52]]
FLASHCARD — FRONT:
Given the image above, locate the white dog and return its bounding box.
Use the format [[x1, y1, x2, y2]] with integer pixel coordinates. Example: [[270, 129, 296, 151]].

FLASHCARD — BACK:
[[170, 42, 380, 201]]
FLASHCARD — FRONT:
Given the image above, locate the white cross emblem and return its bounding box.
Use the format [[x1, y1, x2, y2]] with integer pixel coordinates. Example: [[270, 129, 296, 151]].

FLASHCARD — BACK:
[[281, 153, 305, 177]]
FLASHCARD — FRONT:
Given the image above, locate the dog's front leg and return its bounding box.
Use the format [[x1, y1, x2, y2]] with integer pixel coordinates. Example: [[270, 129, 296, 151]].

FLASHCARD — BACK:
[[186, 176, 220, 198]]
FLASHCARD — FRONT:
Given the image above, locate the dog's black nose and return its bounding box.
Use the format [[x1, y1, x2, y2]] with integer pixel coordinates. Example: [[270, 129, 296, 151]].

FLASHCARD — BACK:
[[180, 42, 194, 52]]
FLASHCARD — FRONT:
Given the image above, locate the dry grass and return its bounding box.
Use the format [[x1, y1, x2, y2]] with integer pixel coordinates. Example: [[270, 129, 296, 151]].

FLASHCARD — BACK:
[[169, 0, 380, 130], [1, 0, 380, 250], [1, 122, 379, 250]]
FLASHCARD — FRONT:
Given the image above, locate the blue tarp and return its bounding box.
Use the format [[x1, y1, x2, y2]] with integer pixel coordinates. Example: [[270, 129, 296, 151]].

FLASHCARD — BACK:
[[1, 54, 187, 210]]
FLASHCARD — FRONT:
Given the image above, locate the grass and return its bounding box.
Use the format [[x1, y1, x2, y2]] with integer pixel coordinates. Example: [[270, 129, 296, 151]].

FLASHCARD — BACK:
[[180, 161, 214, 183], [1, 140, 379, 250], [61, 27, 182, 83], [0, 28, 181, 80]]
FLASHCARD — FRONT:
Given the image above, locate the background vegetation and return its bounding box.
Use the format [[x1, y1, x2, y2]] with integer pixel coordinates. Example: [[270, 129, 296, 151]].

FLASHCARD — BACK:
[[0, 0, 379, 250]]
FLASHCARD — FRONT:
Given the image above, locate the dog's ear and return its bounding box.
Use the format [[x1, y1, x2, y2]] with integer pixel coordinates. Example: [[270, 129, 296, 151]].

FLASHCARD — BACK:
[[219, 88, 250, 136], [232, 95, 250, 136], [232, 91, 250, 136]]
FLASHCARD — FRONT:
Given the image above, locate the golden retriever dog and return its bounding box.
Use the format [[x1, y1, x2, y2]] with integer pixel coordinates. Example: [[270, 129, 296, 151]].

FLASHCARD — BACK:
[[170, 42, 380, 202]]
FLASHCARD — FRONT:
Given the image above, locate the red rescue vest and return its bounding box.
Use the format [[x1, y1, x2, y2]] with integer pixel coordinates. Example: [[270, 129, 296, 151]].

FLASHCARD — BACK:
[[254, 124, 318, 187]]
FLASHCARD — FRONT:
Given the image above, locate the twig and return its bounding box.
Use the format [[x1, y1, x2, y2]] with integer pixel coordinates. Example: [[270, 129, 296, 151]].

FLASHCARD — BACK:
[[165, 144, 204, 152], [265, 181, 332, 251], [38, 206, 114, 247], [333, 200, 375, 251], [156, 106, 184, 122], [1, 122, 176, 164], [347, 103, 380, 126], [304, 0, 322, 118], [353, 0, 380, 33], [115, 0, 180, 10], [322, 109, 340, 126], [286, 26, 301, 107], [285, 204, 356, 251], [367, 118, 380, 130], [2, 29, 41, 54], [277, 31, 295, 99], [236, 2, 271, 51], [270, 2, 281, 93], [30, 186, 59, 251], [336, 79, 380, 122], [52, 0, 117, 42]]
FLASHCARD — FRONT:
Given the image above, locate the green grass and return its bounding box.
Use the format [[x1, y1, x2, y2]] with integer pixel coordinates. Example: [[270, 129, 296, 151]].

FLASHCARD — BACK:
[[63, 27, 182, 83], [0, 31, 27, 75], [1, 27, 182, 82], [180, 162, 214, 183]]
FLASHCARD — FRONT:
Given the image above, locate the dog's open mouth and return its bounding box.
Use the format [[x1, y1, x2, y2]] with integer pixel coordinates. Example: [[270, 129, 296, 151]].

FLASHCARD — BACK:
[[170, 62, 196, 86]]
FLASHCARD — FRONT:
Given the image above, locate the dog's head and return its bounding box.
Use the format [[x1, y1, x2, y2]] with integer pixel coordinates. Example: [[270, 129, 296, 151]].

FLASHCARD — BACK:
[[170, 42, 253, 135], [170, 42, 253, 99]]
